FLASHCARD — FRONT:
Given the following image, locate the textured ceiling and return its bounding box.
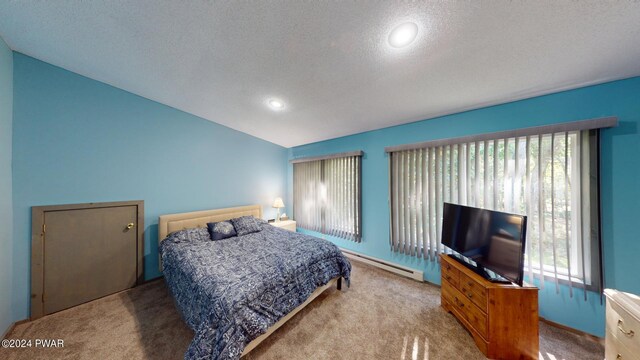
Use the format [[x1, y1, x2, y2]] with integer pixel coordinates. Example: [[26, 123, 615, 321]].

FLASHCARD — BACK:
[[1, 1, 640, 147]]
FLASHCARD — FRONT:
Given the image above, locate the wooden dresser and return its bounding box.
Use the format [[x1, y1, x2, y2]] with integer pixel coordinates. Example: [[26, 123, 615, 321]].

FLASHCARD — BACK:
[[440, 254, 539, 359], [604, 288, 640, 360]]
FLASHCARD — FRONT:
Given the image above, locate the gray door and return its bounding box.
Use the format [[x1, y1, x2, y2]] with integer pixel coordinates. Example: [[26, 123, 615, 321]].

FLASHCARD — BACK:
[[43, 205, 138, 315]]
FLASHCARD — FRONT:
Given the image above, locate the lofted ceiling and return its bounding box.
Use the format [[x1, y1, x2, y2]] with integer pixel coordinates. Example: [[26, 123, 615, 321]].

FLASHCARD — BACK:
[[1, 1, 640, 148]]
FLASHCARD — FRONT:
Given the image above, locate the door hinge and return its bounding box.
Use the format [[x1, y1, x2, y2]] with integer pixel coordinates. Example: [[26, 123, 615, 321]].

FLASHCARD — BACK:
[[42, 224, 46, 234], [42, 292, 46, 302]]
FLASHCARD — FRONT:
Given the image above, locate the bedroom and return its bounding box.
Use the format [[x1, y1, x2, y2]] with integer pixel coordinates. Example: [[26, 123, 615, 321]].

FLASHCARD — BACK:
[[1, 1, 639, 360]]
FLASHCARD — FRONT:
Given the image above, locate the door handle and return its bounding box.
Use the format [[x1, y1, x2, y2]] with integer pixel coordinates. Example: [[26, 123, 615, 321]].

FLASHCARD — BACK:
[[126, 223, 135, 230]]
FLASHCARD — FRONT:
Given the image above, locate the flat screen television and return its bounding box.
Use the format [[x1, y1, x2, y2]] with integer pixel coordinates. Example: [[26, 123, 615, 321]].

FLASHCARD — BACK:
[[441, 202, 527, 286]]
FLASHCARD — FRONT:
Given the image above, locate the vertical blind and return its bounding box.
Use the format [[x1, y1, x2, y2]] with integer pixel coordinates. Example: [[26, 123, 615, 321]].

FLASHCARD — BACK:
[[293, 153, 362, 242], [389, 130, 602, 297]]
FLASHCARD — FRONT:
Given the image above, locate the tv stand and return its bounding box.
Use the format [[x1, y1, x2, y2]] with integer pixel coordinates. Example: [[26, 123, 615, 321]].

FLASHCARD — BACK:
[[441, 254, 539, 359]]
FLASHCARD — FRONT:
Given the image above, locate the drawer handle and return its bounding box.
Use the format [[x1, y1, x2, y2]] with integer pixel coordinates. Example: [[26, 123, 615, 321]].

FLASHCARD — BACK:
[[466, 293, 473, 298], [618, 319, 635, 337], [616, 354, 622, 360]]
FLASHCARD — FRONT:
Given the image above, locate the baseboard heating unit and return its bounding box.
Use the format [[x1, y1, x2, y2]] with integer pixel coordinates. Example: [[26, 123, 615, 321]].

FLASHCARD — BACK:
[[340, 248, 424, 281]]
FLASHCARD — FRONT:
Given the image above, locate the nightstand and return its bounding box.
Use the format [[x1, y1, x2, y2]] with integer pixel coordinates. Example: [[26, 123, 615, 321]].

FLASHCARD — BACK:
[[270, 220, 296, 232]]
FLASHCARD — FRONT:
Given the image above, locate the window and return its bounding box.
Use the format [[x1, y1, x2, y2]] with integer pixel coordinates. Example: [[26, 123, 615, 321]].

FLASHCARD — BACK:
[[293, 152, 362, 242], [387, 118, 614, 297]]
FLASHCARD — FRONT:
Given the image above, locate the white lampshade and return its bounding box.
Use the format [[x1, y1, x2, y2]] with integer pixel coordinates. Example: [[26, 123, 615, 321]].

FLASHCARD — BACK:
[[272, 197, 285, 208]]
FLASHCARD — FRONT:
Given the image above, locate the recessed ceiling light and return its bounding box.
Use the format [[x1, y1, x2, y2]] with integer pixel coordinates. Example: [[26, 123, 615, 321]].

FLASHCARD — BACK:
[[388, 22, 419, 48], [268, 99, 284, 110]]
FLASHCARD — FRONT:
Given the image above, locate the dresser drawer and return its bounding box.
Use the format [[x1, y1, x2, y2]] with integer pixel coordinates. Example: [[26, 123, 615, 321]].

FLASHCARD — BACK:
[[442, 279, 488, 339], [459, 272, 488, 312], [270, 220, 297, 232], [606, 330, 640, 360], [442, 260, 460, 288], [606, 300, 640, 356]]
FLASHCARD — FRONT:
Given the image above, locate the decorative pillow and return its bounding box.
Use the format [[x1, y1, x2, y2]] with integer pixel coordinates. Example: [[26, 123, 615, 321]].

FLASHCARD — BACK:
[[230, 216, 262, 236], [207, 221, 237, 241]]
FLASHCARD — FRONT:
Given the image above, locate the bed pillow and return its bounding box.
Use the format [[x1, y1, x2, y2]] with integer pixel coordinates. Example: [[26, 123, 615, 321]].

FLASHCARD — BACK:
[[207, 221, 237, 241], [230, 216, 262, 236]]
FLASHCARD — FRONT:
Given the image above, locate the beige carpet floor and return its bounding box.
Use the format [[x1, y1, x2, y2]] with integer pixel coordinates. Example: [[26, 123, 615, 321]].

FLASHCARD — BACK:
[[2, 261, 603, 360]]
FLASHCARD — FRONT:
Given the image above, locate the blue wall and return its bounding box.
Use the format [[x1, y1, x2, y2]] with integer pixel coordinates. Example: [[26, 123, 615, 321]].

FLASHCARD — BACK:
[[289, 76, 640, 337], [11, 53, 289, 322], [0, 37, 14, 336]]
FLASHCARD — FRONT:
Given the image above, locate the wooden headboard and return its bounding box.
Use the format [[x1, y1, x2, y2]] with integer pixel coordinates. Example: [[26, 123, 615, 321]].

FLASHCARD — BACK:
[[157, 204, 262, 270]]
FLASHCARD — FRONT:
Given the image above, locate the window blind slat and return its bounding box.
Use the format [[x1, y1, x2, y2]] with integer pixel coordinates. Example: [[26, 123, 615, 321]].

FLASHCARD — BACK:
[[490, 140, 501, 210], [355, 156, 360, 241], [418, 150, 426, 258], [432, 147, 444, 260], [355, 156, 359, 241], [525, 136, 534, 283], [411, 150, 418, 256], [317, 162, 321, 233], [337, 157, 343, 239], [332, 159, 336, 236], [394, 155, 399, 249], [465, 143, 471, 206], [474, 142, 479, 207], [551, 133, 560, 293], [325, 161, 331, 236], [503, 138, 509, 212], [483, 140, 488, 208], [429, 148, 435, 258], [409, 151, 415, 254], [458, 144, 464, 205], [353, 156, 357, 241], [340, 157, 343, 238], [512, 138, 519, 213], [537, 134, 545, 290], [405, 151, 411, 255], [330, 159, 335, 236], [398, 152, 404, 252], [397, 153, 402, 252], [451, 145, 456, 204], [332, 158, 337, 237], [350, 157, 354, 241], [578, 131, 588, 300], [564, 132, 573, 296], [444, 145, 450, 205]]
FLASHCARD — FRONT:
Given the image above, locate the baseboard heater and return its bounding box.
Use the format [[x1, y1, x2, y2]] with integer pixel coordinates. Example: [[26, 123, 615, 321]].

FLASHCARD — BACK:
[[340, 248, 424, 282]]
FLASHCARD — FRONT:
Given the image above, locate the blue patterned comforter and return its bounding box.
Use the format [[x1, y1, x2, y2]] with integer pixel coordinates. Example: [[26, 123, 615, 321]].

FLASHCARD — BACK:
[[160, 221, 351, 359]]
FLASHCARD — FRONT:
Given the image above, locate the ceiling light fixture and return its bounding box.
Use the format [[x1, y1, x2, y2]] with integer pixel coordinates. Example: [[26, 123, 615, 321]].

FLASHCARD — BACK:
[[388, 22, 419, 48], [268, 99, 285, 110]]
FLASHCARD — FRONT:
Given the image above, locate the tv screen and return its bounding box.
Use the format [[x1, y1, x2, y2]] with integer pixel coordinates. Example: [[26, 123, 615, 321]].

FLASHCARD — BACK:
[[441, 203, 527, 286]]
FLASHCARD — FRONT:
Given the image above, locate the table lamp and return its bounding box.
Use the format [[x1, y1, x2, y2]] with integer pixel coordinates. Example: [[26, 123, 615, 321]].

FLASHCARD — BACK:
[[272, 197, 285, 222]]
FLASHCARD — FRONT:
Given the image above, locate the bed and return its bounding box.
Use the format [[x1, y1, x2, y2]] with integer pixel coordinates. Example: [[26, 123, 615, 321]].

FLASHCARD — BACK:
[[158, 204, 351, 359]]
